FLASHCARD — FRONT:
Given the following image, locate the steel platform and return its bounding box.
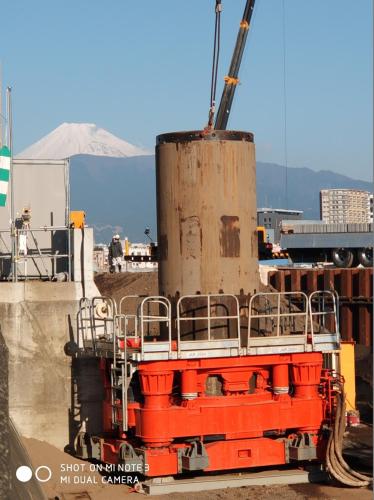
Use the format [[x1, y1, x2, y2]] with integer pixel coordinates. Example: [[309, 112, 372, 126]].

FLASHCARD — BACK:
[[141, 466, 327, 495]]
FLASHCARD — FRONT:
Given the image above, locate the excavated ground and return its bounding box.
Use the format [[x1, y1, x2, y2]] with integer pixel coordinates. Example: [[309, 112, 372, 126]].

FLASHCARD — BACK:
[[22, 431, 372, 500], [94, 271, 158, 306]]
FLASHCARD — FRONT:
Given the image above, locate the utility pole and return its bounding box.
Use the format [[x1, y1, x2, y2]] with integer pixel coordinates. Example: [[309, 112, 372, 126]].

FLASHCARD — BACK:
[[6, 87, 16, 281]]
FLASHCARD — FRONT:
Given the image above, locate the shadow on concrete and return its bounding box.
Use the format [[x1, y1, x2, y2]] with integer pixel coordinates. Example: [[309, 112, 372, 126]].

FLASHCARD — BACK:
[[1, 327, 45, 498], [65, 314, 104, 455]]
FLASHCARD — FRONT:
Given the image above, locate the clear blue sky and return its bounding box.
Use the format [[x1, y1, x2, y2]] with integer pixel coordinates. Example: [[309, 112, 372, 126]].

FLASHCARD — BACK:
[[1, 0, 372, 181]]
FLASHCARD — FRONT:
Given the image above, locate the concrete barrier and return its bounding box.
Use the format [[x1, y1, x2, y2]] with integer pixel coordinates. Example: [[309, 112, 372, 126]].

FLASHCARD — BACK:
[[0, 281, 100, 450]]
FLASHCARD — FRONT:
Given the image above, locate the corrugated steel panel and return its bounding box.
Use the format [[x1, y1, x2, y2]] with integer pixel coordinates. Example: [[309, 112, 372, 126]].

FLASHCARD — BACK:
[[281, 232, 372, 249], [282, 222, 371, 235], [0, 159, 70, 277], [269, 268, 373, 347]]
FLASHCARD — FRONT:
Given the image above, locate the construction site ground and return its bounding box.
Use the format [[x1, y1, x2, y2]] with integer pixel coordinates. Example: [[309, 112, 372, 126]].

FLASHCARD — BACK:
[[18, 272, 372, 500], [21, 426, 373, 499]]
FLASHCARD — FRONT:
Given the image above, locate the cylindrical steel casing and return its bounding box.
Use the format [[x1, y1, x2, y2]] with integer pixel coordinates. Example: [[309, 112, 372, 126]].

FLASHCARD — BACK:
[[156, 130, 259, 298]]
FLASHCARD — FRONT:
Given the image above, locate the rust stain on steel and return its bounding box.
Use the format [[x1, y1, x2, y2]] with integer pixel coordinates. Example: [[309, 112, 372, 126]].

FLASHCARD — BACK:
[[181, 216, 201, 260], [220, 216, 240, 258]]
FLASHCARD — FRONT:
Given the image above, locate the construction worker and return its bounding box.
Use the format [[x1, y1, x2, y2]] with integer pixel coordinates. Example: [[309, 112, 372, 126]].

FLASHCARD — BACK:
[[108, 234, 123, 273]]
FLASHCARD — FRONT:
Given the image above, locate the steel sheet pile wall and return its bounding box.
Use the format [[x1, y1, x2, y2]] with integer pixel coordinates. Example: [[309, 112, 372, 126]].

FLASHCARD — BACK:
[[156, 130, 259, 298], [269, 268, 373, 347]]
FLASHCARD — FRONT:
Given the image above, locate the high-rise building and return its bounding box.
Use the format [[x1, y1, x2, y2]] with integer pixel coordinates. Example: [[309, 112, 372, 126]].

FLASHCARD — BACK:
[[320, 189, 372, 223]]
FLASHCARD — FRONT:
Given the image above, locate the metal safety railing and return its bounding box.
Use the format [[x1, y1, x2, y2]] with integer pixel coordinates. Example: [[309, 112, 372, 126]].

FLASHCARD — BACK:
[[76, 295, 116, 353], [309, 290, 340, 351], [176, 294, 241, 357], [111, 313, 128, 432], [76, 297, 95, 353], [247, 291, 310, 353], [118, 294, 147, 340], [139, 296, 172, 360], [76, 290, 341, 358], [0, 226, 72, 281]]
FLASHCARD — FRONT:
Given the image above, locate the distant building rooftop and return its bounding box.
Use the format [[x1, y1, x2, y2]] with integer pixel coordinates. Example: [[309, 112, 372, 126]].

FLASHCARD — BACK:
[[257, 208, 303, 215], [320, 188, 370, 194]]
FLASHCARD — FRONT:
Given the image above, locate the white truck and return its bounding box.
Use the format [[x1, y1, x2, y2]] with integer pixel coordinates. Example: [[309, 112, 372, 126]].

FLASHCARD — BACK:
[[280, 221, 373, 268]]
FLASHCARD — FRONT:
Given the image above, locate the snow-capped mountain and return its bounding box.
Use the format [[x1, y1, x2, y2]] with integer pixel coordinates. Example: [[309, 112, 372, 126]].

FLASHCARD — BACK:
[[17, 122, 151, 159]]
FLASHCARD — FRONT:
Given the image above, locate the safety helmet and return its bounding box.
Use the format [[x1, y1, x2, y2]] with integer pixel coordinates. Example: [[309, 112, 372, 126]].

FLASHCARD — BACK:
[[113, 234, 120, 240]]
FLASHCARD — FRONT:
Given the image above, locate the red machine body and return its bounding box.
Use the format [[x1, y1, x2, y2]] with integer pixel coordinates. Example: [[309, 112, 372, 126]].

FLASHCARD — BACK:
[[75, 291, 339, 477]]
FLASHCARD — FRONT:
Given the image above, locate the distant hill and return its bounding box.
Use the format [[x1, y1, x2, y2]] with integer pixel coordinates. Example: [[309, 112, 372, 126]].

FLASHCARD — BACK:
[[70, 154, 156, 243], [69, 154, 372, 243]]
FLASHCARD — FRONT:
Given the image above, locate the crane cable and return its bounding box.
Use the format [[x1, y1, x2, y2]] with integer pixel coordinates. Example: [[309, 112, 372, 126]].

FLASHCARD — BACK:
[[208, 0, 222, 129], [282, 0, 289, 210]]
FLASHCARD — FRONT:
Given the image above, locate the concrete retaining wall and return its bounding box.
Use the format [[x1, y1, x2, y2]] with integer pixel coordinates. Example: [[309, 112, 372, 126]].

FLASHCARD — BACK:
[[0, 281, 99, 450]]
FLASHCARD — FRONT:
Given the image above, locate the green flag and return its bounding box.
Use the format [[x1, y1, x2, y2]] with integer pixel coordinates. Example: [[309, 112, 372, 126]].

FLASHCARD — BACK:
[[0, 145, 11, 207]]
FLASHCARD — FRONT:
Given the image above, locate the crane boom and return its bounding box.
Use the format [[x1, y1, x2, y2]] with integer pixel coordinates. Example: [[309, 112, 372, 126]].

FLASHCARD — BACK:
[[214, 0, 255, 130]]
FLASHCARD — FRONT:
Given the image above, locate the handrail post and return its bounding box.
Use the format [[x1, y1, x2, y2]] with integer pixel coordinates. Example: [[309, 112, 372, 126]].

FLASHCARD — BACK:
[[207, 295, 211, 341], [123, 316, 128, 432], [276, 293, 281, 337], [140, 299, 145, 361], [235, 296, 240, 349], [167, 300, 172, 355], [177, 297, 182, 358], [304, 293, 308, 339], [247, 295, 253, 354]]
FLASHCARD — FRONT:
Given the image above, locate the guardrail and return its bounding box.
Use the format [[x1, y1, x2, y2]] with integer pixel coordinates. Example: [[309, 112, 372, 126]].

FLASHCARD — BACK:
[[0, 226, 72, 281], [247, 291, 309, 354], [176, 294, 241, 358], [76, 291, 341, 358], [309, 290, 340, 352], [139, 296, 172, 361]]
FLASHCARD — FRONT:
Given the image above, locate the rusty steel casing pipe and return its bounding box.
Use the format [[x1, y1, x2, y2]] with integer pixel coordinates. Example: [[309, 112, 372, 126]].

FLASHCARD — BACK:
[[156, 130, 259, 298]]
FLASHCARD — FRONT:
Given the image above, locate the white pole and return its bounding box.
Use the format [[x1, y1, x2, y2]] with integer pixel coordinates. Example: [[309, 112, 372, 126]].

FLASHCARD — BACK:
[[6, 87, 16, 281]]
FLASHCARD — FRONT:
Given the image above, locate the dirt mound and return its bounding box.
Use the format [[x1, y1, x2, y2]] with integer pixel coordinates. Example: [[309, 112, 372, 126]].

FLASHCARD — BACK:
[[10, 420, 45, 500], [20, 434, 372, 500], [22, 437, 131, 499], [94, 272, 158, 308]]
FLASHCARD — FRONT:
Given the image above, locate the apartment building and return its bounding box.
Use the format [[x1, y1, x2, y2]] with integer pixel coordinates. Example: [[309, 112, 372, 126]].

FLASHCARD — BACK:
[[320, 189, 372, 223]]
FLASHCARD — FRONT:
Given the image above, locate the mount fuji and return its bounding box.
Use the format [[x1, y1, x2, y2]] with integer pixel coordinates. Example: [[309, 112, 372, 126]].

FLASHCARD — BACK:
[[17, 122, 151, 159]]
